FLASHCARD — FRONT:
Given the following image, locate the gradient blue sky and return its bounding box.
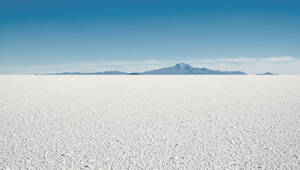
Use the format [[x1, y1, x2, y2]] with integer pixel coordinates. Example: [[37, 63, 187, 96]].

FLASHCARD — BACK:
[[1, 0, 300, 74]]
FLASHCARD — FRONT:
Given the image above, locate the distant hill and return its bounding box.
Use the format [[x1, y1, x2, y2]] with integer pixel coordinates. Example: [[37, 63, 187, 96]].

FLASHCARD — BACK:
[[45, 71, 128, 75], [40, 63, 247, 75], [256, 72, 278, 75], [142, 63, 246, 75]]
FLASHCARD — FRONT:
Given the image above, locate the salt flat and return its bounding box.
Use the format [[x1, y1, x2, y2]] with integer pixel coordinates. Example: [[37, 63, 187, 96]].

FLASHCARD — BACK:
[[0, 75, 299, 169]]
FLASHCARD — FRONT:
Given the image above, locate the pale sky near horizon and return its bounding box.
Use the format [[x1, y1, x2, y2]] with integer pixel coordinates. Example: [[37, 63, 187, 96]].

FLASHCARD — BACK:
[[1, 0, 300, 74]]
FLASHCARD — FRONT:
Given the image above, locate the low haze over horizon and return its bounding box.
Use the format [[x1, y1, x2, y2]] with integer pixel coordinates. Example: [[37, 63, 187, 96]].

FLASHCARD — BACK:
[[1, 0, 300, 74]]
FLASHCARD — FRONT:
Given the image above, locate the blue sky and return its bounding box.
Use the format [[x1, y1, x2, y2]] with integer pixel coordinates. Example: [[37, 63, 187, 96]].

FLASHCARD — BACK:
[[1, 0, 300, 74]]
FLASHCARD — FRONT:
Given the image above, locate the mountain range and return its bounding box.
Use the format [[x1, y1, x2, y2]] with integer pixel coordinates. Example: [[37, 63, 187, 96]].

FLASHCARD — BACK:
[[42, 63, 247, 75], [141, 63, 246, 75], [50, 71, 128, 75]]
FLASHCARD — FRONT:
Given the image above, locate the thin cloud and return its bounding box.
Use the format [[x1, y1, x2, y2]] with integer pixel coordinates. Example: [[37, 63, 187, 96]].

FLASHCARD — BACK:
[[190, 56, 295, 64], [263, 56, 294, 63]]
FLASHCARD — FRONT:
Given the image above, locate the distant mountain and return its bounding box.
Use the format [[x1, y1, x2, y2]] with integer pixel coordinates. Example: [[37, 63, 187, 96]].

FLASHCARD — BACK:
[[101, 71, 128, 75], [40, 63, 247, 75], [45, 71, 128, 75], [256, 72, 277, 75], [141, 63, 246, 75]]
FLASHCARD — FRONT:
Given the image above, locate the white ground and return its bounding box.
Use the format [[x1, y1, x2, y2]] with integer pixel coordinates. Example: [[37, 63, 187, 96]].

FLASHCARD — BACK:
[[0, 75, 299, 169]]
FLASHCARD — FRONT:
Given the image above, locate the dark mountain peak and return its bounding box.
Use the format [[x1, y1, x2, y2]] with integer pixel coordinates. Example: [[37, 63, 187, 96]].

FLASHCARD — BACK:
[[174, 63, 192, 69]]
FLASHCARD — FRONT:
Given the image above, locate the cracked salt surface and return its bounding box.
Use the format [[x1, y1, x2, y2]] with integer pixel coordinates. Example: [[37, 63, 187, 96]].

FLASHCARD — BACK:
[[0, 75, 299, 169]]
